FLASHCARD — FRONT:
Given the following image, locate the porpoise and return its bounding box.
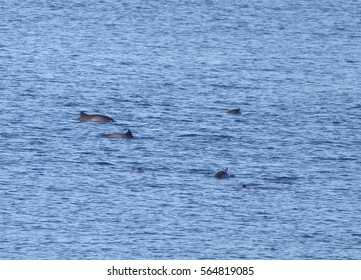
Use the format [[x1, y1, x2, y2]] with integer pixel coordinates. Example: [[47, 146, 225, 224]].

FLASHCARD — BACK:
[[77, 111, 115, 122]]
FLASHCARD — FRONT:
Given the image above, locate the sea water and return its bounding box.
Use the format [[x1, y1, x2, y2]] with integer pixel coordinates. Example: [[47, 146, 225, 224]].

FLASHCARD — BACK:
[[1, 0, 361, 259]]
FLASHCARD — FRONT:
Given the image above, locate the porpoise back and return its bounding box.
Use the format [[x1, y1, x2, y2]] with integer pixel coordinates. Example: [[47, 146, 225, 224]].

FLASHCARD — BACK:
[[77, 111, 115, 122], [214, 168, 230, 179], [104, 129, 133, 139], [227, 108, 241, 114]]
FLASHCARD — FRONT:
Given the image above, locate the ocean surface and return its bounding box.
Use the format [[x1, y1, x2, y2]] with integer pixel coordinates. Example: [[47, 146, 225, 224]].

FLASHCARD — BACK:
[[1, 0, 361, 259]]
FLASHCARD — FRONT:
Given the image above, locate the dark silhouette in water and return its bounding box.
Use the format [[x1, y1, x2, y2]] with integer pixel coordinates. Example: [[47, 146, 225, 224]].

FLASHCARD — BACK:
[[77, 111, 115, 122], [237, 183, 264, 192], [227, 108, 241, 114], [132, 166, 144, 173], [104, 129, 133, 139], [214, 168, 230, 179]]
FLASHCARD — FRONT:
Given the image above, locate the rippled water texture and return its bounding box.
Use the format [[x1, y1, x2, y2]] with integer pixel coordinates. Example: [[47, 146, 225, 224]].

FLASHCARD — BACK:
[[1, 0, 361, 259]]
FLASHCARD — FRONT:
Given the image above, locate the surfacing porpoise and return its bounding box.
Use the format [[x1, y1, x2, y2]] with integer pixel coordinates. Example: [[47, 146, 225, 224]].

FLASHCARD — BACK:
[[227, 108, 241, 114], [77, 111, 115, 122], [104, 129, 133, 139], [213, 168, 231, 179]]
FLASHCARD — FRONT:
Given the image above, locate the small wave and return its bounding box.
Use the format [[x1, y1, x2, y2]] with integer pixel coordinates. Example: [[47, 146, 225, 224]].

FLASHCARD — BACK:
[[347, 104, 361, 110], [265, 176, 299, 185], [338, 156, 357, 161], [190, 168, 210, 174], [178, 133, 200, 137], [94, 161, 114, 166]]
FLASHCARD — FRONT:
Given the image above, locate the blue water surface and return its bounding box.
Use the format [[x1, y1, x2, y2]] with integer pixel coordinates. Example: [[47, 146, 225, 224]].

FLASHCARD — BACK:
[[1, 0, 361, 259]]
